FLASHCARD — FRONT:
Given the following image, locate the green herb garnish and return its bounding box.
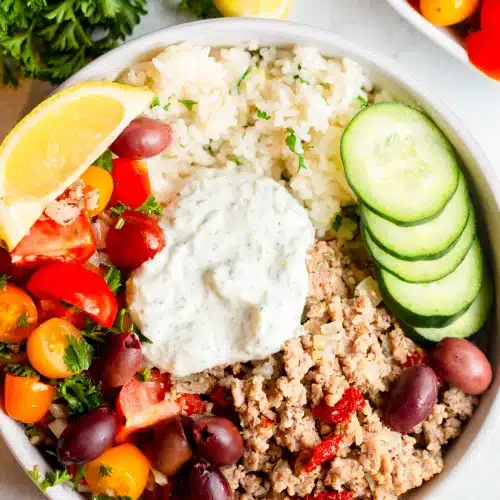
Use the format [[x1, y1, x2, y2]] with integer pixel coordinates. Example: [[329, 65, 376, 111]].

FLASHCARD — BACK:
[[229, 155, 243, 166], [0, 274, 9, 290], [28, 467, 73, 493], [256, 108, 271, 120], [237, 67, 251, 91], [0, 342, 12, 360], [180, 99, 197, 111], [149, 96, 160, 108], [17, 312, 29, 328], [57, 374, 103, 418], [98, 464, 113, 478], [357, 96, 369, 108], [64, 336, 94, 373], [114, 217, 125, 229], [94, 150, 113, 173], [136, 368, 151, 382], [137, 195, 163, 217], [332, 214, 342, 232], [110, 202, 129, 217], [4, 364, 38, 378], [104, 266, 123, 295], [285, 128, 308, 173]]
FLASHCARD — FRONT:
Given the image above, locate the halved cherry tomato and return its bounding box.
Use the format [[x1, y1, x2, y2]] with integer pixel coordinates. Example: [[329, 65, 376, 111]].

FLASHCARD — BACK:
[[466, 30, 500, 80], [85, 443, 150, 500], [481, 0, 500, 28], [0, 283, 38, 343], [36, 299, 87, 329], [420, 0, 480, 26], [177, 393, 206, 416], [27, 318, 83, 379], [106, 211, 165, 271], [115, 369, 179, 443], [11, 213, 96, 270], [5, 373, 56, 424], [110, 158, 151, 209], [81, 166, 114, 217], [27, 263, 117, 328]]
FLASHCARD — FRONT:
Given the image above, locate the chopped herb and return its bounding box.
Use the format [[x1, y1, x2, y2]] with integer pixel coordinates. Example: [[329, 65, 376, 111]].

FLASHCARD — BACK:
[[17, 312, 29, 328], [357, 96, 369, 108], [179, 0, 221, 19], [27, 468, 41, 486], [179, 99, 197, 111], [332, 214, 342, 232], [229, 155, 243, 166], [342, 204, 360, 219], [104, 266, 123, 295], [94, 150, 113, 173], [136, 330, 153, 344], [45, 450, 57, 458], [247, 48, 263, 65], [24, 424, 40, 438], [63, 336, 94, 373], [115, 308, 153, 344], [256, 108, 271, 120], [163, 100, 171, 112], [285, 128, 308, 173], [57, 374, 103, 418], [137, 195, 163, 217], [82, 317, 108, 344], [29, 467, 73, 493], [237, 67, 251, 90], [205, 139, 215, 155], [136, 368, 151, 382], [98, 464, 113, 478], [149, 96, 160, 108], [0, 274, 9, 290], [4, 364, 38, 378], [0, 342, 12, 360], [294, 74, 310, 85], [115, 217, 125, 230], [74, 466, 86, 484], [110, 202, 129, 217]]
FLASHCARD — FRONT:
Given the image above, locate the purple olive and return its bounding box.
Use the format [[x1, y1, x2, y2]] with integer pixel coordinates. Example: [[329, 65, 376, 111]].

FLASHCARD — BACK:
[[111, 117, 172, 159], [153, 416, 193, 476], [430, 337, 492, 395], [100, 332, 142, 387], [57, 407, 117, 464], [383, 365, 438, 434], [192, 417, 243, 466], [189, 462, 232, 500]]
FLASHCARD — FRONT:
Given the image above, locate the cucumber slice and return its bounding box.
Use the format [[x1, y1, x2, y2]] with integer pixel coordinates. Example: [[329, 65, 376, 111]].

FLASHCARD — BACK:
[[363, 209, 476, 283], [341, 103, 459, 224], [377, 239, 483, 328], [406, 272, 493, 344], [362, 171, 470, 260]]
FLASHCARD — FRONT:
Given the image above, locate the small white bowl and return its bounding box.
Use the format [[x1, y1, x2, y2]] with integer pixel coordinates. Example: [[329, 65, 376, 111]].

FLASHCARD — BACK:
[[1, 18, 498, 500]]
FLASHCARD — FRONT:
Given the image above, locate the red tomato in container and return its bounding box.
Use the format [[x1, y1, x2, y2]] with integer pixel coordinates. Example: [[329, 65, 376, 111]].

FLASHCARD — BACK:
[[481, 0, 500, 28], [110, 158, 151, 209], [106, 211, 165, 271], [466, 29, 500, 80]]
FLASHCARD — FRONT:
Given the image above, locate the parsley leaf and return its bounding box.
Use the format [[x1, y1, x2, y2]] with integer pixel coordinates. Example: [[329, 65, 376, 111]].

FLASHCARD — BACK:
[[285, 128, 308, 173], [256, 108, 271, 120], [27, 468, 41, 486], [136, 368, 151, 382], [98, 464, 113, 478], [4, 364, 38, 378], [116, 308, 153, 344], [237, 67, 251, 91], [163, 100, 171, 112], [332, 214, 342, 232], [24, 424, 40, 438], [137, 195, 163, 217], [64, 336, 94, 373], [0, 342, 12, 360], [82, 317, 109, 344], [104, 266, 123, 295], [179, 99, 197, 111], [357, 96, 369, 108], [94, 150, 113, 173], [149, 96, 160, 108], [110, 202, 130, 217], [57, 374, 103, 418], [29, 467, 72, 493], [0, 274, 9, 290], [17, 312, 29, 328], [179, 0, 221, 18], [229, 155, 243, 166]]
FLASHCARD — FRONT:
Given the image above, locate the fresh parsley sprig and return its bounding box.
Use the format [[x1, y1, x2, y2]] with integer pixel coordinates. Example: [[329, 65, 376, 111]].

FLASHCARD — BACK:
[[28, 467, 73, 493], [64, 336, 94, 373], [57, 373, 103, 418], [4, 364, 39, 378], [285, 128, 308, 173]]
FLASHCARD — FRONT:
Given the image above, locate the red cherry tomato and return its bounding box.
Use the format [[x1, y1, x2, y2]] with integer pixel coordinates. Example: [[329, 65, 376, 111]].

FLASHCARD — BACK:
[[115, 370, 179, 443], [36, 299, 87, 329], [11, 213, 96, 270], [110, 159, 151, 209], [466, 30, 500, 80], [106, 211, 165, 271], [27, 263, 118, 328], [481, 0, 500, 28]]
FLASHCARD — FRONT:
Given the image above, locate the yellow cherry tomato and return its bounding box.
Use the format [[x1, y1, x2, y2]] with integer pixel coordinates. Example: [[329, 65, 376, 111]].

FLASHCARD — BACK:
[[85, 444, 150, 500], [420, 0, 480, 26], [27, 318, 83, 379], [5, 373, 56, 424], [0, 283, 38, 343], [81, 165, 114, 217]]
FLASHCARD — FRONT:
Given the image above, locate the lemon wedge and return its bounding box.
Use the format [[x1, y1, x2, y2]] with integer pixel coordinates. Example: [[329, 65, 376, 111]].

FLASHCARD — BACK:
[[0, 81, 154, 250], [214, 0, 292, 19]]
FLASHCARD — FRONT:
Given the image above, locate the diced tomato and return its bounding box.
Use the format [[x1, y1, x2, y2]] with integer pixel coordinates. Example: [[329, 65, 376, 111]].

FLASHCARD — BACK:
[[27, 263, 117, 328], [37, 299, 87, 329], [481, 0, 500, 28], [116, 369, 179, 443], [311, 387, 366, 425], [306, 492, 353, 500], [177, 393, 205, 416], [110, 158, 151, 209], [11, 213, 96, 270], [304, 434, 343, 473], [466, 29, 500, 80]]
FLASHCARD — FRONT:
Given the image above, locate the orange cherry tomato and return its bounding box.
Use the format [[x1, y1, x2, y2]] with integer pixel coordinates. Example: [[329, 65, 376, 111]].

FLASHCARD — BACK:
[[109, 158, 151, 209], [85, 444, 150, 500], [466, 29, 500, 80], [27, 318, 83, 379], [481, 0, 500, 28], [420, 0, 480, 26], [81, 166, 114, 217], [4, 373, 56, 424], [0, 283, 38, 343]]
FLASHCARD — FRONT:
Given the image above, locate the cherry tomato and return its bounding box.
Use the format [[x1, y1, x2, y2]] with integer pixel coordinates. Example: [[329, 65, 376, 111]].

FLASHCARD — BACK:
[[110, 159, 151, 209], [27, 263, 117, 328], [81, 166, 114, 217], [85, 443, 150, 500], [36, 299, 87, 329], [11, 213, 96, 270], [27, 318, 84, 379], [0, 283, 38, 343], [115, 370, 179, 443], [420, 0, 480, 26], [5, 373, 56, 424], [466, 29, 500, 80], [111, 117, 173, 160], [106, 211, 165, 271], [481, 0, 500, 28]]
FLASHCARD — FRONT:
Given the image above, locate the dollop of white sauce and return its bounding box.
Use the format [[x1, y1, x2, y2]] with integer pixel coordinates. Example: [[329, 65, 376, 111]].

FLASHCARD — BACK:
[[127, 169, 314, 377]]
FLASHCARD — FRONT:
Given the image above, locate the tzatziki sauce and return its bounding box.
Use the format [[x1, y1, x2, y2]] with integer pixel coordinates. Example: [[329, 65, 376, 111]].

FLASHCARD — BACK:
[[127, 169, 314, 377]]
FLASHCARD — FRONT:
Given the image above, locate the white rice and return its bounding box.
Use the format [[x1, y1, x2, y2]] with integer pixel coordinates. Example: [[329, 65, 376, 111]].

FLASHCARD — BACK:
[[121, 42, 384, 236]]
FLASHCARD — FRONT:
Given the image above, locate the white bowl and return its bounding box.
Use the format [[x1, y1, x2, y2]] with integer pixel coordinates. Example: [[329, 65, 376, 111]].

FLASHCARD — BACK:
[[1, 18, 498, 500]]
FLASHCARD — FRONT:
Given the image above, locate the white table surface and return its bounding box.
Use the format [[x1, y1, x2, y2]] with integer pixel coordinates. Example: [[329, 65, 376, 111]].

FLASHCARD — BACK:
[[0, 0, 499, 498]]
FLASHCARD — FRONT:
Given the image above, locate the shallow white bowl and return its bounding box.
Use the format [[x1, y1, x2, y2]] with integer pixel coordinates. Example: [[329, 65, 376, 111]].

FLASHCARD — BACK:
[[0, 18, 498, 500]]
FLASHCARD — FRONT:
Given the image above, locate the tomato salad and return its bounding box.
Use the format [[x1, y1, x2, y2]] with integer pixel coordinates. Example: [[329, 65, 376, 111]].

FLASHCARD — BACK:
[[0, 117, 245, 500]]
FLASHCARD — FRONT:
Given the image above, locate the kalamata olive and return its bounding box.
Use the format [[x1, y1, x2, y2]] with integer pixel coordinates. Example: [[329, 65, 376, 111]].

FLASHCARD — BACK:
[[100, 332, 142, 387], [111, 117, 172, 159], [383, 365, 438, 434], [430, 337, 492, 395], [153, 415, 193, 476], [57, 407, 117, 464], [192, 416, 243, 466], [189, 462, 232, 500], [106, 211, 166, 271]]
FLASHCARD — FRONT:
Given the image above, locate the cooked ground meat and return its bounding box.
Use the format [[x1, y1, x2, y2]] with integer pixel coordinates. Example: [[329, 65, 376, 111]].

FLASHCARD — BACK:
[[172, 239, 477, 499]]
